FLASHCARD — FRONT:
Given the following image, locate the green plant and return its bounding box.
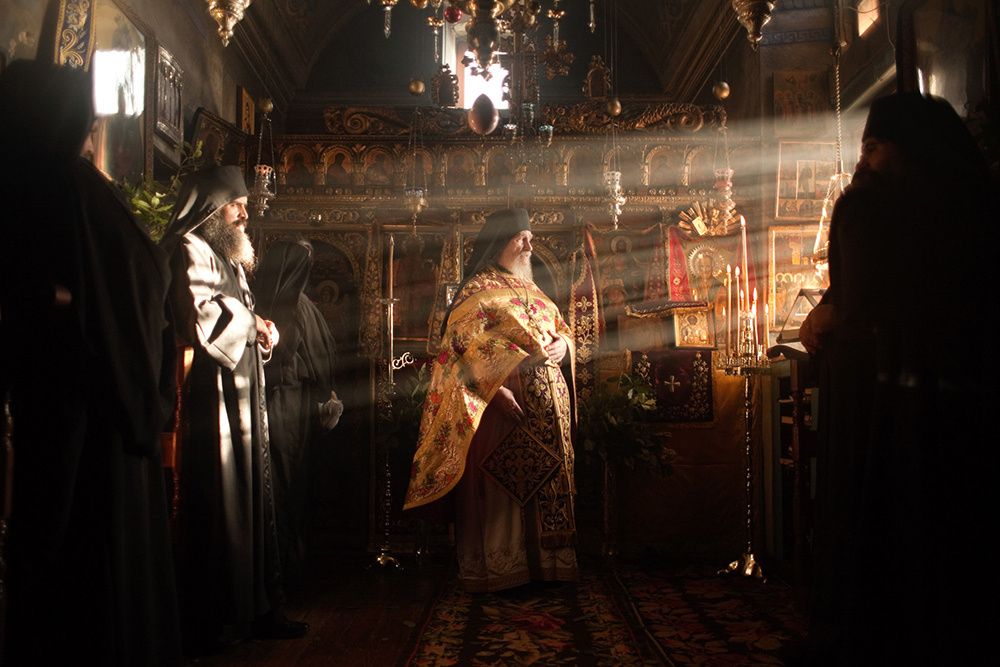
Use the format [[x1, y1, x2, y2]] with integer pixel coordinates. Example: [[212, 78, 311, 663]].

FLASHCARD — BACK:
[[376, 363, 431, 452], [119, 141, 203, 241], [577, 373, 675, 476]]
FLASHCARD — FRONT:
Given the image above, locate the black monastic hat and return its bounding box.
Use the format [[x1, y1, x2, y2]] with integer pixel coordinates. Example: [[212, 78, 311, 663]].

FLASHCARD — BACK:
[[161, 165, 249, 247]]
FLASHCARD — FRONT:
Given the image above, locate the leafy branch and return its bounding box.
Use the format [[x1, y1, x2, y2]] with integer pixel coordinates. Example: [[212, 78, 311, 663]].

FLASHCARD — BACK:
[[577, 373, 675, 476], [376, 363, 431, 452], [118, 141, 203, 241]]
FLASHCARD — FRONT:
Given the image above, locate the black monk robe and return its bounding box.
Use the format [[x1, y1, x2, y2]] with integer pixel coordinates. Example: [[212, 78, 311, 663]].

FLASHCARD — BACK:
[[161, 166, 283, 648], [0, 61, 182, 666], [252, 239, 339, 586]]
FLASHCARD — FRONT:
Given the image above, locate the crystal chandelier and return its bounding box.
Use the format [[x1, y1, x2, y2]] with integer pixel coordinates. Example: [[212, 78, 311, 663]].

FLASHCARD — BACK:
[[206, 0, 251, 47]]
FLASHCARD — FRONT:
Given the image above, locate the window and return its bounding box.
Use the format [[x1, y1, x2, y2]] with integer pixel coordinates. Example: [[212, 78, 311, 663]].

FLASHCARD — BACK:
[[442, 15, 509, 109], [462, 56, 508, 110], [857, 0, 879, 37]]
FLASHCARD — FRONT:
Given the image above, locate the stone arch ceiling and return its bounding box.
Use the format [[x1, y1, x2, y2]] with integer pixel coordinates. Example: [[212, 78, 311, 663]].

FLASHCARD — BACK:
[[262, 0, 740, 102]]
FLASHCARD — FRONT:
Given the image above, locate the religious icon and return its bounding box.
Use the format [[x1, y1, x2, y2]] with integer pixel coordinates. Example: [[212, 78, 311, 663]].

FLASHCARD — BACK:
[[366, 153, 392, 186], [325, 152, 352, 186], [773, 70, 829, 137], [488, 152, 513, 187], [447, 152, 474, 187], [568, 150, 600, 189], [237, 85, 255, 135], [390, 233, 441, 340], [285, 152, 313, 188], [649, 151, 679, 188], [768, 224, 830, 333], [776, 142, 837, 221]]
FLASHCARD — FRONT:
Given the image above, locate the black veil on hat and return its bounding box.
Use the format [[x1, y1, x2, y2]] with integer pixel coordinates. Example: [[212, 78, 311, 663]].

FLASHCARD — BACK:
[[252, 238, 313, 326], [862, 92, 991, 190], [862, 92, 929, 145], [441, 207, 531, 336], [0, 59, 94, 172], [462, 208, 531, 283], [160, 165, 249, 249], [0, 60, 96, 316]]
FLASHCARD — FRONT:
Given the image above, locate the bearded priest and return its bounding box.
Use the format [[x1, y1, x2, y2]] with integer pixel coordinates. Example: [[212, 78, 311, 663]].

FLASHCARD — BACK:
[[161, 166, 307, 653], [404, 208, 578, 593]]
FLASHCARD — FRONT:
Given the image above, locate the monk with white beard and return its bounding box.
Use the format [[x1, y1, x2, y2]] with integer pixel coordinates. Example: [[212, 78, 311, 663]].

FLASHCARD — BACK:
[[404, 208, 579, 592]]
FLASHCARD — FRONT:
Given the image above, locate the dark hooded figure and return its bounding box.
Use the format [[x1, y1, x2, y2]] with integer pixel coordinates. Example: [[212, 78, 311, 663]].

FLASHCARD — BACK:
[[161, 167, 307, 653], [251, 237, 341, 587], [798, 93, 997, 665], [0, 60, 182, 665]]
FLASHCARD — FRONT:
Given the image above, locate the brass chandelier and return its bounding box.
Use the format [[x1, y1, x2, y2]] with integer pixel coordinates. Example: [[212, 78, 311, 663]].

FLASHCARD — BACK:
[[732, 0, 774, 49], [206, 0, 251, 47]]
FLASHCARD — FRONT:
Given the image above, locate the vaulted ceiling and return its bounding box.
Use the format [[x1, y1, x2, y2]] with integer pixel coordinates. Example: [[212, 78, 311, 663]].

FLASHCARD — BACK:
[[242, 0, 743, 111]]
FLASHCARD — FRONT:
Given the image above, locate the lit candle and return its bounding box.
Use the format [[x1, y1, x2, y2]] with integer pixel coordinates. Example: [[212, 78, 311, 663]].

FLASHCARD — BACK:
[[764, 303, 769, 352], [726, 264, 732, 356], [739, 289, 745, 358], [740, 215, 750, 319], [734, 265, 741, 311], [388, 233, 395, 302], [752, 287, 759, 355], [723, 306, 729, 358], [388, 233, 396, 384], [723, 306, 728, 357]]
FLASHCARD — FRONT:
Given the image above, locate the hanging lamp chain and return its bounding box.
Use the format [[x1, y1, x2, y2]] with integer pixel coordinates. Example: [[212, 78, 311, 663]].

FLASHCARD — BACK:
[[834, 45, 844, 175]]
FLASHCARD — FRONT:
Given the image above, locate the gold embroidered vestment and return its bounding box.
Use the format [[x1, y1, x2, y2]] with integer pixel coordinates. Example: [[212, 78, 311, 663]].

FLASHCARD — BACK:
[[403, 265, 576, 543]]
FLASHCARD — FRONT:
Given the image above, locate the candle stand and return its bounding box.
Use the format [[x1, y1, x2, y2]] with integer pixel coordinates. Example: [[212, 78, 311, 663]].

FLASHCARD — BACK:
[[714, 217, 770, 581], [369, 234, 414, 569]]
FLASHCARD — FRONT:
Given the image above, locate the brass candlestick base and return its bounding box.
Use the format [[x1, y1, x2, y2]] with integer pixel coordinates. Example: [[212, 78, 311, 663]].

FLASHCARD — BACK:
[[718, 551, 766, 582], [369, 550, 401, 569], [717, 368, 768, 584]]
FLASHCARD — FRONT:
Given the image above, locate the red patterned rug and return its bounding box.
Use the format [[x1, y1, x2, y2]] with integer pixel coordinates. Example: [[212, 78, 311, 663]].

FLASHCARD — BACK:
[[615, 564, 807, 665], [400, 571, 650, 666], [400, 563, 806, 666]]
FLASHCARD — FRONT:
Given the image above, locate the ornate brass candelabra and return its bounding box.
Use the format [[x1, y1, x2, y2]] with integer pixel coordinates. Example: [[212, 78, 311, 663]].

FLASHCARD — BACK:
[[715, 217, 769, 581]]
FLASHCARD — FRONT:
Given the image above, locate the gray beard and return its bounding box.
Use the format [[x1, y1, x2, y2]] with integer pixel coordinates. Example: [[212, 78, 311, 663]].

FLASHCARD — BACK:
[[199, 210, 257, 273], [506, 253, 533, 282]]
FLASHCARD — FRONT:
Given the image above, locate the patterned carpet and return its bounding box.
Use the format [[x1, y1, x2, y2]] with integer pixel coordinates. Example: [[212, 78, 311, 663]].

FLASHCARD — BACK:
[[617, 564, 808, 666], [401, 563, 807, 666]]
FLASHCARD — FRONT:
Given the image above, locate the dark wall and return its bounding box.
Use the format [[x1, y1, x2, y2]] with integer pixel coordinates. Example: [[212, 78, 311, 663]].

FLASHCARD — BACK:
[[288, 3, 662, 133], [0, 0, 270, 155]]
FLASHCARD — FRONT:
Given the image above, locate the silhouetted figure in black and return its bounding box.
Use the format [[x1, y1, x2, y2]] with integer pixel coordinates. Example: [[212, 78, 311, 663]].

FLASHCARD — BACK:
[[799, 92, 997, 666], [0, 60, 182, 666]]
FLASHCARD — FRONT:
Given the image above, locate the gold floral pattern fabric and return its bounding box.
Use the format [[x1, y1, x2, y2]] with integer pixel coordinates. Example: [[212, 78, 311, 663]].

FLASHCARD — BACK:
[[404, 265, 575, 510], [480, 425, 561, 505]]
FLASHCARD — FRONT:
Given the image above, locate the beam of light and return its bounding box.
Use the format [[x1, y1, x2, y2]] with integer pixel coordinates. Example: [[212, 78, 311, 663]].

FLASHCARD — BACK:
[[92, 48, 144, 116]]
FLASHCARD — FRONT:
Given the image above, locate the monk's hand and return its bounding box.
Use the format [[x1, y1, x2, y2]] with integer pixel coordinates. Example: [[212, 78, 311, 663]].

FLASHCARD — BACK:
[[799, 304, 833, 354], [255, 315, 279, 350], [496, 386, 524, 422], [544, 335, 567, 366], [265, 319, 280, 348]]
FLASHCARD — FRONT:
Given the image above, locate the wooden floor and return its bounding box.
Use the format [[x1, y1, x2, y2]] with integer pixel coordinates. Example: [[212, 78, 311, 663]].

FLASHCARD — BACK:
[[188, 549, 451, 667]]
